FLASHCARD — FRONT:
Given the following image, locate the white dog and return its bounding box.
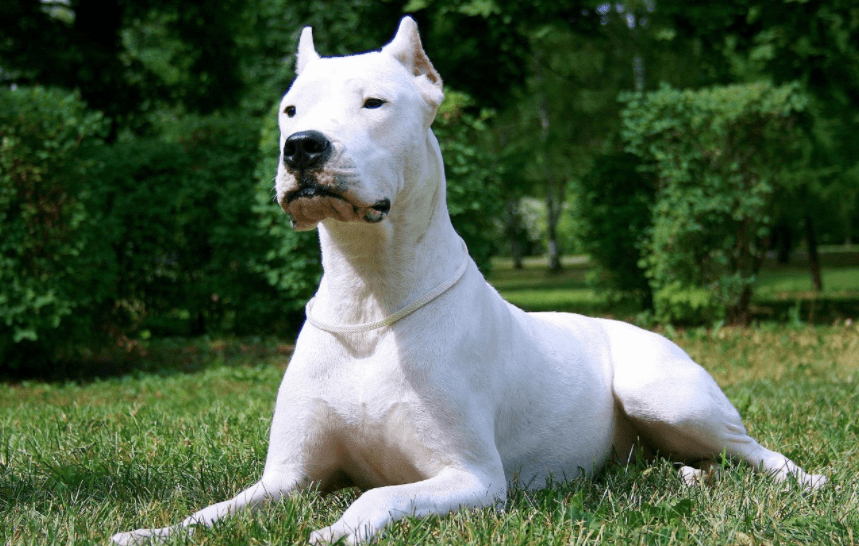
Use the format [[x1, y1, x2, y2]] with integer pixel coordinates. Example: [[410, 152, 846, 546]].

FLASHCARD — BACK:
[[113, 17, 825, 545]]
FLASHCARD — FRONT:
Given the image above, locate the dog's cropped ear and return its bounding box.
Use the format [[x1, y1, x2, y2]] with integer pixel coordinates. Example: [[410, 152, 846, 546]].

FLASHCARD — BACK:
[[296, 27, 320, 75], [382, 17, 444, 120]]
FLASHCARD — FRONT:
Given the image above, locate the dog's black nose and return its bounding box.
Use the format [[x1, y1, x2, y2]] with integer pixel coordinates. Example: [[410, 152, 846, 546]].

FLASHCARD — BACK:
[[283, 130, 332, 171]]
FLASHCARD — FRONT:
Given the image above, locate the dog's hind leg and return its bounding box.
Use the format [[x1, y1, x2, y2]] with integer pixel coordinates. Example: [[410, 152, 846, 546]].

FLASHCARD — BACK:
[[112, 472, 303, 545], [604, 320, 826, 489]]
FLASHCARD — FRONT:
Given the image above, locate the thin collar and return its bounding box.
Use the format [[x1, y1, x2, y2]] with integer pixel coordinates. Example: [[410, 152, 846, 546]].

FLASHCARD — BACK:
[[304, 240, 469, 334]]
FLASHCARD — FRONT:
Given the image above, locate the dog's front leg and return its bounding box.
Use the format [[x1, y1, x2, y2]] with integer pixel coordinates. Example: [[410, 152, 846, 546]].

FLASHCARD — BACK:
[[309, 468, 506, 545], [112, 471, 303, 545]]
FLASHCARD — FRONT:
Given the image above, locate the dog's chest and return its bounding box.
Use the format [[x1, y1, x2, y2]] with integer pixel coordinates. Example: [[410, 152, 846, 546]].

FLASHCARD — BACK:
[[331, 398, 444, 488], [289, 348, 453, 488]]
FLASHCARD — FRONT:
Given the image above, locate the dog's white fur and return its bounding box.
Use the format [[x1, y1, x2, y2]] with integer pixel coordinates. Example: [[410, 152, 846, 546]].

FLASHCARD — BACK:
[[113, 17, 825, 546]]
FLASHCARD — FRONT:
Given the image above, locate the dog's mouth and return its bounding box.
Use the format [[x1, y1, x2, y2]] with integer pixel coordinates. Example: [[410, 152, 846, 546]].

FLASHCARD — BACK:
[[367, 198, 392, 219], [286, 185, 344, 203], [283, 182, 391, 228]]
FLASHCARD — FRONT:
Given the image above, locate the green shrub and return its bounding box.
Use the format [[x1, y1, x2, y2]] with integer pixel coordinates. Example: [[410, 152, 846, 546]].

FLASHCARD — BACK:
[[574, 151, 655, 307], [0, 87, 111, 369], [651, 282, 720, 326], [621, 82, 810, 324], [93, 115, 288, 336], [434, 90, 505, 272]]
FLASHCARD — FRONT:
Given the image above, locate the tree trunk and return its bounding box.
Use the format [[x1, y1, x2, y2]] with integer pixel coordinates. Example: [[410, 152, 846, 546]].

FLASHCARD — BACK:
[[504, 198, 524, 270], [511, 240, 524, 270], [772, 223, 792, 264], [545, 179, 563, 273], [729, 285, 754, 326], [804, 213, 823, 291], [533, 50, 564, 273]]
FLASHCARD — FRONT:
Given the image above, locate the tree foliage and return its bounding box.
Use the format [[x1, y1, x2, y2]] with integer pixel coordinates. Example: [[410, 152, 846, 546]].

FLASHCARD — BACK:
[[0, 0, 246, 135], [497, 14, 638, 270]]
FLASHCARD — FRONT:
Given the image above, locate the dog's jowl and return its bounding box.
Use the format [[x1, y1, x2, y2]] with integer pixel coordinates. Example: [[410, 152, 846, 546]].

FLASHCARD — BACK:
[[113, 17, 826, 546]]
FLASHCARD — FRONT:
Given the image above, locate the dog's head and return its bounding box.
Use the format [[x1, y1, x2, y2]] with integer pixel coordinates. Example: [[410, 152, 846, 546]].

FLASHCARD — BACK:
[[275, 17, 444, 231]]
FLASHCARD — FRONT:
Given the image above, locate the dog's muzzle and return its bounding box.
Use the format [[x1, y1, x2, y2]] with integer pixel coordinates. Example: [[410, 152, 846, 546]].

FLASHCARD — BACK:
[[280, 130, 391, 228]]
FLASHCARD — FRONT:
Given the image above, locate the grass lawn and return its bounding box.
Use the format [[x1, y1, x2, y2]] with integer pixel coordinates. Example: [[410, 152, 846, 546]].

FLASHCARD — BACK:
[[2, 256, 859, 545]]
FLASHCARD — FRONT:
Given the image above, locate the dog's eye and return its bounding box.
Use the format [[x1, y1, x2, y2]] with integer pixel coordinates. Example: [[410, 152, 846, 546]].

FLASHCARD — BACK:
[[285, 106, 296, 118], [363, 98, 386, 109]]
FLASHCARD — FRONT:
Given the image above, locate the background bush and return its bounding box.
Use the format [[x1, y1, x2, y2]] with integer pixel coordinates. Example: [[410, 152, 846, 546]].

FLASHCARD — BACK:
[[621, 82, 810, 324], [0, 87, 111, 370], [92, 115, 286, 337]]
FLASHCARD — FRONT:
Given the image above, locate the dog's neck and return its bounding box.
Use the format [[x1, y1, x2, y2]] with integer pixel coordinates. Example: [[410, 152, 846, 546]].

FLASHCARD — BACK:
[[309, 131, 466, 330]]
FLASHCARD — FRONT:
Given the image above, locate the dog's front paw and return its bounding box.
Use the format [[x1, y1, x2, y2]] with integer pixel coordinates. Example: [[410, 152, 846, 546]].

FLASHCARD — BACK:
[[309, 525, 340, 545], [310, 522, 375, 545], [111, 527, 171, 545], [801, 473, 827, 491], [111, 530, 150, 546], [678, 460, 721, 487]]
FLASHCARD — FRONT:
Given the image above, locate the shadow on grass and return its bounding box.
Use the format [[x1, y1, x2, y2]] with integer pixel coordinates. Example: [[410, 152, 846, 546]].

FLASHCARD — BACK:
[[1, 337, 295, 384], [752, 296, 859, 325]]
